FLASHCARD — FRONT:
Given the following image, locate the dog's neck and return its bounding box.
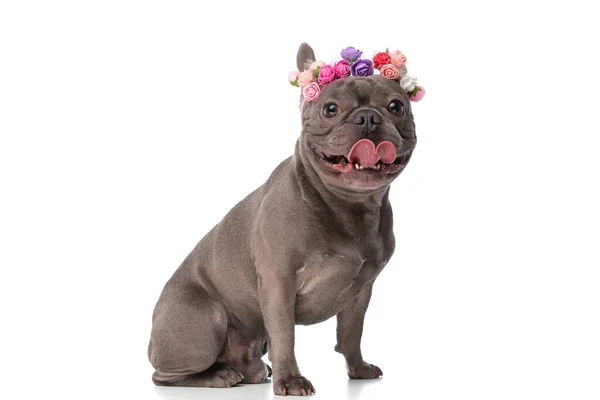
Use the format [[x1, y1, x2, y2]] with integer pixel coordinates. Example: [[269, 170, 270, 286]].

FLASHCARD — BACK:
[[293, 140, 390, 229]]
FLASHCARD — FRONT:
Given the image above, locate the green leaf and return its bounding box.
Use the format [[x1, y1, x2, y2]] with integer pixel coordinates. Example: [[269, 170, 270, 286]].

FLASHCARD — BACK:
[[313, 66, 320, 78]]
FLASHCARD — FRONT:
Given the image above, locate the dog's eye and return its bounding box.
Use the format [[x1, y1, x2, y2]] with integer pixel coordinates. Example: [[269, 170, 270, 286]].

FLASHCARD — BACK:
[[323, 103, 339, 117], [387, 101, 404, 115]]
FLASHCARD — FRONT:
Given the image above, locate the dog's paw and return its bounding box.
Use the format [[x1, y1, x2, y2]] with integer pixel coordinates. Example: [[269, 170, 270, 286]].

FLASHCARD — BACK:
[[273, 375, 315, 396], [347, 362, 383, 379], [214, 365, 244, 387]]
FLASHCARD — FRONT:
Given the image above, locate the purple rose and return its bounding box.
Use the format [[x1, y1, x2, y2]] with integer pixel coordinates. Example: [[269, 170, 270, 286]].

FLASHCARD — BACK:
[[340, 46, 363, 63], [351, 59, 374, 77]]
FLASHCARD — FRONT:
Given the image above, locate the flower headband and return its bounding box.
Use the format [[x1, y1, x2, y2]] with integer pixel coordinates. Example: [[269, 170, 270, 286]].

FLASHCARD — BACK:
[[289, 46, 425, 103]]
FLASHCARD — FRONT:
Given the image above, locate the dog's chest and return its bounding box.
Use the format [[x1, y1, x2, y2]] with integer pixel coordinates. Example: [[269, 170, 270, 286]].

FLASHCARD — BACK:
[[294, 245, 386, 325]]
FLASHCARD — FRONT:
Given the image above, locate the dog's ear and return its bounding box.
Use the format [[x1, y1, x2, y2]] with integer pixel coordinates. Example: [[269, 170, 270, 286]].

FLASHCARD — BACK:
[[296, 43, 316, 71]]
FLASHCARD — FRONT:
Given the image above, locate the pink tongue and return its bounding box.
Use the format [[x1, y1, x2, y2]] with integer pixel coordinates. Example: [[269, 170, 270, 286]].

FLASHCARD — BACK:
[[376, 141, 397, 163], [347, 139, 397, 167]]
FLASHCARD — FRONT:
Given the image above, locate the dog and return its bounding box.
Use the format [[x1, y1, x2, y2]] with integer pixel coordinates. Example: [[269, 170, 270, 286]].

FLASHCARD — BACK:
[[148, 42, 417, 396]]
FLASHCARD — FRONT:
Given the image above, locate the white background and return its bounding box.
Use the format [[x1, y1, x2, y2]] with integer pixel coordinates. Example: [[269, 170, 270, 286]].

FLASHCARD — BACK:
[[1, 1, 599, 399]]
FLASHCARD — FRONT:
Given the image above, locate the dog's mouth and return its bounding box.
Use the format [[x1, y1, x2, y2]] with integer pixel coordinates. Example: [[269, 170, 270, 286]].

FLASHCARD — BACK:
[[313, 139, 409, 175]]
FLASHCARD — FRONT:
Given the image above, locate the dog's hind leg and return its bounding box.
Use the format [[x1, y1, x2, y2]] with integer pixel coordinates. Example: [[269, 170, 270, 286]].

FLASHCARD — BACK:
[[217, 328, 271, 384], [148, 282, 242, 387]]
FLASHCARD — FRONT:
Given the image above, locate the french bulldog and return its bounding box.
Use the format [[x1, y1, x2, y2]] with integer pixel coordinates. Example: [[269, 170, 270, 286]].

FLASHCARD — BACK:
[[148, 42, 417, 396]]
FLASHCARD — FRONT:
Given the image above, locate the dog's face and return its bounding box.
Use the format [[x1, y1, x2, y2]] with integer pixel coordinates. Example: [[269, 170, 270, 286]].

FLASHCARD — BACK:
[[297, 45, 417, 193]]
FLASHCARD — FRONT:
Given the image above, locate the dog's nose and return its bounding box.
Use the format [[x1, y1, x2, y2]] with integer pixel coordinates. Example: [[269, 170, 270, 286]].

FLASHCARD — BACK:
[[353, 108, 382, 135]]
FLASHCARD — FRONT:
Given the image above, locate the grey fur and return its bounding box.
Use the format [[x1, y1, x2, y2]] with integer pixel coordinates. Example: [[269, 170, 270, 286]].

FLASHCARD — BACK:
[[148, 42, 417, 396], [296, 42, 316, 71]]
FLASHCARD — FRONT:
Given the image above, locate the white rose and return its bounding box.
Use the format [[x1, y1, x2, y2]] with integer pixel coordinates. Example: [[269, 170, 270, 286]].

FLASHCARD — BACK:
[[400, 75, 417, 92]]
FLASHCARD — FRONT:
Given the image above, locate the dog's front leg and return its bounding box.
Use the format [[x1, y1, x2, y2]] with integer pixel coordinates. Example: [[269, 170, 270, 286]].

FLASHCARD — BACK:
[[258, 270, 315, 396], [335, 282, 383, 379]]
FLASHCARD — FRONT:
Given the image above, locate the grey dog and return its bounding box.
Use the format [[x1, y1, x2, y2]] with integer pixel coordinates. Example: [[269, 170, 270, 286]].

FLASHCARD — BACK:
[[148, 43, 417, 396]]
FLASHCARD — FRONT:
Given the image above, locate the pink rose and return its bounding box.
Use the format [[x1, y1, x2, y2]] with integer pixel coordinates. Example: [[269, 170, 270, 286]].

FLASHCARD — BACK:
[[333, 59, 351, 79], [302, 82, 321, 102], [298, 70, 314, 88], [288, 71, 300, 86], [310, 60, 325, 70], [318, 64, 336, 85], [288, 71, 299, 82], [380, 64, 399, 80], [409, 86, 426, 102], [389, 50, 407, 68]]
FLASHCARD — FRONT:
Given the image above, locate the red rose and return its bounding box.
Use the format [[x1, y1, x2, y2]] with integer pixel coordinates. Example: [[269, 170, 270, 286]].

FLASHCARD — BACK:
[[372, 52, 391, 69]]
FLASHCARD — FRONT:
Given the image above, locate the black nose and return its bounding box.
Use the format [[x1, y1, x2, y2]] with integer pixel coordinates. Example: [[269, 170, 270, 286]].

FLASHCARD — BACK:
[[353, 108, 382, 135]]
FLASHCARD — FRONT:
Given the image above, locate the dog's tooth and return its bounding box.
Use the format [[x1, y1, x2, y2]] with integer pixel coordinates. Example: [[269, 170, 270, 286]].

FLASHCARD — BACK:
[[355, 163, 359, 169]]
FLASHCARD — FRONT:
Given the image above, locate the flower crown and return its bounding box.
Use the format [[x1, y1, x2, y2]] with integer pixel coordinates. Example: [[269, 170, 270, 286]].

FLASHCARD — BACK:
[[289, 46, 425, 103]]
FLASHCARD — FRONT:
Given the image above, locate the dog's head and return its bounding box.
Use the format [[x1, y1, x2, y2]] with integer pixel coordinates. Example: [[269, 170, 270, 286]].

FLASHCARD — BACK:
[[295, 43, 417, 194]]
